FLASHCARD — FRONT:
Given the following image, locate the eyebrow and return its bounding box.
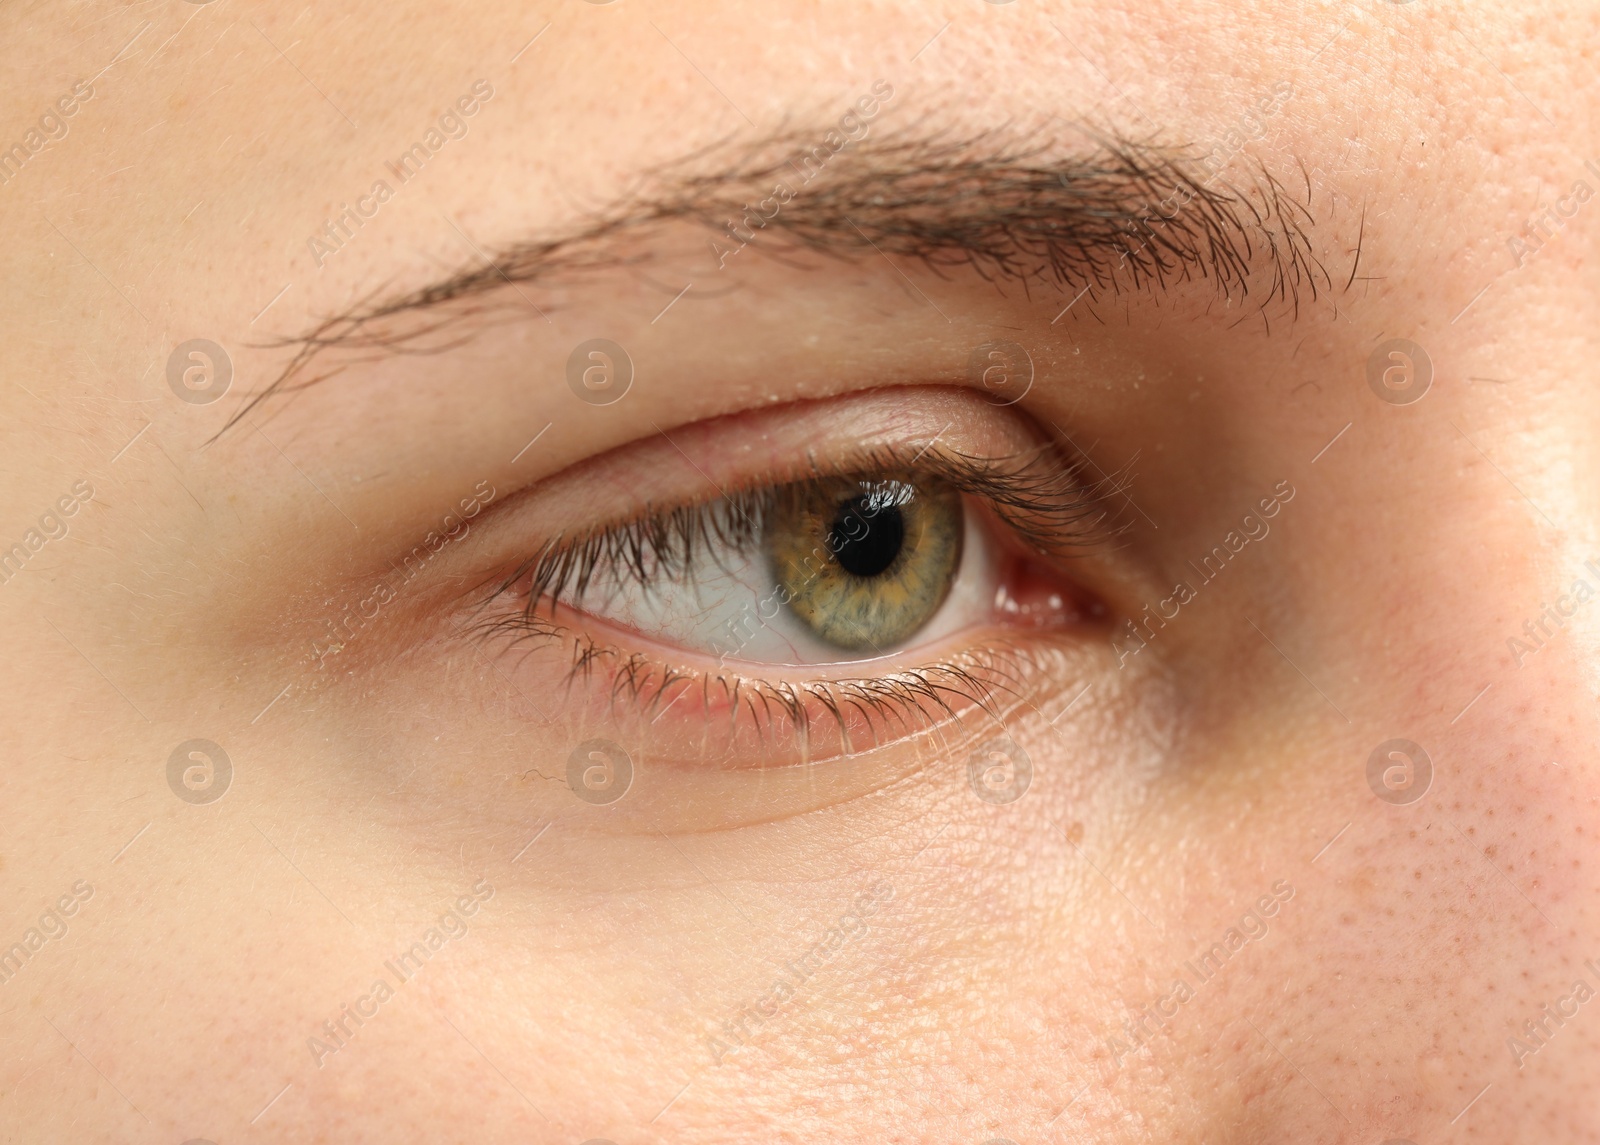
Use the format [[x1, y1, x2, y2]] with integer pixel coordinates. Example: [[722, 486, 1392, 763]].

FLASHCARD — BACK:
[[231, 123, 1329, 429]]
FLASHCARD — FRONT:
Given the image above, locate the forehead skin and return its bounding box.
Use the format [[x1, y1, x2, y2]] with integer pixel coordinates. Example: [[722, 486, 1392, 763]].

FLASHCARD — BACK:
[[1, 2, 1598, 1144]]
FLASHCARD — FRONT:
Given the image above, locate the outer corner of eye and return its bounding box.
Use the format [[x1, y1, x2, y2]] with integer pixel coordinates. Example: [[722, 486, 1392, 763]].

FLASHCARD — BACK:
[[503, 467, 1084, 662]]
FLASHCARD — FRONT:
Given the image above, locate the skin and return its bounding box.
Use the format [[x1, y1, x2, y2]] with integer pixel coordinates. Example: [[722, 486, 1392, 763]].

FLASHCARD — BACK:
[[0, 1, 1597, 1142]]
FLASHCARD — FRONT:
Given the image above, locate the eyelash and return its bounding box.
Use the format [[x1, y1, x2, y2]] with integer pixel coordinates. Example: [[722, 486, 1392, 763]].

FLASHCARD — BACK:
[[496, 440, 1121, 615], [467, 438, 1122, 748]]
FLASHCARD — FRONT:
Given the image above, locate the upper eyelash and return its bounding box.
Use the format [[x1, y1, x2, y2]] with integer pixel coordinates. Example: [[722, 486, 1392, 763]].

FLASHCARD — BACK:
[[480, 437, 1129, 626]]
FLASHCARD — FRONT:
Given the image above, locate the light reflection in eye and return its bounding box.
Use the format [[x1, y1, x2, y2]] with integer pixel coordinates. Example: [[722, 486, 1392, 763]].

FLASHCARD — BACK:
[[765, 476, 964, 652], [558, 472, 995, 667]]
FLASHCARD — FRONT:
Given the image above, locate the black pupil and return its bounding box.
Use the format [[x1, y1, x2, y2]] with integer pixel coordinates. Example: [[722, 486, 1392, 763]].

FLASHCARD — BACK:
[[829, 495, 905, 578]]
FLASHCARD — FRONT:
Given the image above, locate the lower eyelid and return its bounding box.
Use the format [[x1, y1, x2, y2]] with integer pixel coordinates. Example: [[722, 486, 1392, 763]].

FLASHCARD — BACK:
[[472, 555, 1106, 773], [482, 615, 1055, 772]]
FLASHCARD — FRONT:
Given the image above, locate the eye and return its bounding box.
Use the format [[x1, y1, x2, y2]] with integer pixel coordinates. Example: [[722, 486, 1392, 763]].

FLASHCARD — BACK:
[[470, 390, 1123, 766], [505, 453, 1103, 672]]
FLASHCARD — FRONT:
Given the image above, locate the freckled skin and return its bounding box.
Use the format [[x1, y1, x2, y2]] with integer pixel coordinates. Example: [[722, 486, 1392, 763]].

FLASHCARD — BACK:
[[0, 2, 1597, 1143]]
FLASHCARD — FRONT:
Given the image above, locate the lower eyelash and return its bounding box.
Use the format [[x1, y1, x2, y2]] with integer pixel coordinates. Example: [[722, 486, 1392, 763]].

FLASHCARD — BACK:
[[484, 610, 1040, 760]]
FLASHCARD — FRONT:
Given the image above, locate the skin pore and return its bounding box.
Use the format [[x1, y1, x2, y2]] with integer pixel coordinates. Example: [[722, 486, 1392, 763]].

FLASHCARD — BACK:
[[1, 1, 1598, 1142]]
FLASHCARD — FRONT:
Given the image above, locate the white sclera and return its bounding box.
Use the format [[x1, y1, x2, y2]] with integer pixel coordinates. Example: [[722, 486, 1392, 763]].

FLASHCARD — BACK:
[[569, 501, 999, 668]]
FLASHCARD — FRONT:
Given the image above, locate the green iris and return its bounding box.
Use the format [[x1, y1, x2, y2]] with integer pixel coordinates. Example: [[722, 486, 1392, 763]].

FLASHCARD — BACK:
[[764, 476, 964, 652]]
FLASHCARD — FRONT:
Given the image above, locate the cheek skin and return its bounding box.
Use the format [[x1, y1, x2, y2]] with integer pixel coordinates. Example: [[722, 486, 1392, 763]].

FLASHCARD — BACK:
[[239, 653, 1178, 1138], [1121, 557, 1600, 1136], [1, 0, 1597, 1138], [1055, 700, 1598, 1140]]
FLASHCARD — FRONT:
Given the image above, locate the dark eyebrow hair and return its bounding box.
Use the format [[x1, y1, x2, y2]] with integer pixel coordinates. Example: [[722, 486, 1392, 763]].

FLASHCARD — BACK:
[[229, 121, 1330, 430]]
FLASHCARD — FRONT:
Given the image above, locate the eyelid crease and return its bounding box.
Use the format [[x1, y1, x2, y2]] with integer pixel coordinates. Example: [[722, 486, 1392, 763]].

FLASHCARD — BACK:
[[472, 437, 1130, 629]]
